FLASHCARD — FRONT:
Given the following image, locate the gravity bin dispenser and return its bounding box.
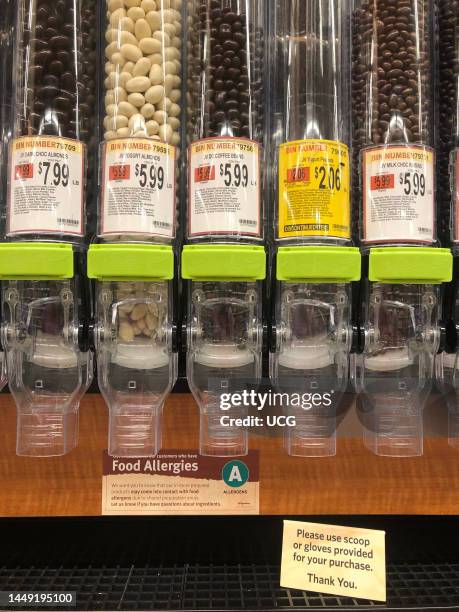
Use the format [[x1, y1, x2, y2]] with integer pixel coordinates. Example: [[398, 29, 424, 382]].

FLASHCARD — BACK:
[[269, 0, 359, 456], [0, 0, 15, 393], [184, 0, 267, 457], [183, 247, 266, 457], [0, 0, 97, 456], [351, 0, 453, 456], [89, 0, 184, 457]]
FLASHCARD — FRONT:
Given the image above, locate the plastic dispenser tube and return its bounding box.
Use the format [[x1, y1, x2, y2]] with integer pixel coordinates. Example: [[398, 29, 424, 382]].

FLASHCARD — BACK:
[[183, 0, 266, 457], [0, 0, 15, 392], [351, 0, 453, 456], [87, 0, 183, 457], [436, 269, 459, 448], [436, 0, 459, 448], [269, 0, 360, 457], [0, 0, 96, 457]]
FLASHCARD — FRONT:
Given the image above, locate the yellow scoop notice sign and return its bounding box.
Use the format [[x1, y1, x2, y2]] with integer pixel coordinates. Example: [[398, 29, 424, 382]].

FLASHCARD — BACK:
[[281, 520, 386, 602]]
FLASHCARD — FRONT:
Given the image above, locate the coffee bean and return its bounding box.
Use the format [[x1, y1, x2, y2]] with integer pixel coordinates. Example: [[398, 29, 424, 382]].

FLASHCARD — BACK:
[[187, 0, 264, 140], [438, 0, 459, 243]]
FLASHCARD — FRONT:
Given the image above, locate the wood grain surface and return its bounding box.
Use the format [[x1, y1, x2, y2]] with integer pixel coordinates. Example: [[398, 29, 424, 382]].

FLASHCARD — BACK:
[[0, 393, 458, 516]]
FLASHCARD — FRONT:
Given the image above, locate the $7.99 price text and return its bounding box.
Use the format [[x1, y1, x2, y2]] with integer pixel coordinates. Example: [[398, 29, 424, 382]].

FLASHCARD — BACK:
[[15, 161, 73, 187]]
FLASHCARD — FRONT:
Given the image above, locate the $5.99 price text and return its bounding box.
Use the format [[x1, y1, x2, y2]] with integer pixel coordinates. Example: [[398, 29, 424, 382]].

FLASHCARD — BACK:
[[370, 171, 426, 195], [109, 162, 167, 190], [195, 163, 251, 188]]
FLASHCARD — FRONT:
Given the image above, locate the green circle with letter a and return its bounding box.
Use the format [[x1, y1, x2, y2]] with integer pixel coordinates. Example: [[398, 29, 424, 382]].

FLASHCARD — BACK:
[[222, 460, 250, 488]]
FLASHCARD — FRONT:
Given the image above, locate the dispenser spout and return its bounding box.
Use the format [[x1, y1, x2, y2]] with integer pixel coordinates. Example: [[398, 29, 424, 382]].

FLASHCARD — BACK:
[[271, 282, 352, 457], [95, 280, 176, 457], [187, 281, 262, 457], [2, 276, 92, 456], [353, 282, 440, 457]]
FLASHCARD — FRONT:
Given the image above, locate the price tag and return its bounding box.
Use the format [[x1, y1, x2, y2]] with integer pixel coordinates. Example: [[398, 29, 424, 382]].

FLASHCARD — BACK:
[[278, 140, 350, 239], [8, 136, 85, 236], [101, 138, 176, 238], [188, 137, 261, 237], [370, 174, 395, 191], [362, 145, 434, 243]]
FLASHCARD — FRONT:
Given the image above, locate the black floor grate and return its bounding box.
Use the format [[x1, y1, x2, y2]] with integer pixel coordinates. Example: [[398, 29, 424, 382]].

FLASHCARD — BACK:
[[1, 562, 459, 610]]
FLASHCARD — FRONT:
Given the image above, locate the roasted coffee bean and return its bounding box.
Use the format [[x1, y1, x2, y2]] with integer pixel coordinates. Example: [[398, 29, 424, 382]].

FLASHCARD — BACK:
[[351, 0, 433, 237], [187, 0, 264, 140]]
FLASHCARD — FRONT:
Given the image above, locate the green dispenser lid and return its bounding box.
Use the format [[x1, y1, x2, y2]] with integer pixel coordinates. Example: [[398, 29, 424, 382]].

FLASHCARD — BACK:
[[88, 244, 174, 281], [276, 246, 361, 283], [181, 245, 266, 281], [369, 248, 453, 284], [0, 243, 74, 280]]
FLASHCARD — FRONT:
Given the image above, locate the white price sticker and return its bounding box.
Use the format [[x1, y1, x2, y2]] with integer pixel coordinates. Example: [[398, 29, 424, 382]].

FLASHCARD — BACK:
[[188, 137, 261, 237], [101, 138, 176, 238], [8, 136, 85, 236], [362, 144, 434, 244]]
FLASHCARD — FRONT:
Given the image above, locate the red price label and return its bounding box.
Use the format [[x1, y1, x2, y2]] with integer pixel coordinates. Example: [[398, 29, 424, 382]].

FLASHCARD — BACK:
[[371, 174, 394, 190], [14, 163, 33, 180], [287, 167, 310, 183], [109, 164, 130, 181], [194, 165, 215, 183]]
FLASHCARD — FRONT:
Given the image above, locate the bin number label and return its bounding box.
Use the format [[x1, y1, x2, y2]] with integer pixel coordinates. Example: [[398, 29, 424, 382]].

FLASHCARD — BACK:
[[101, 138, 176, 238], [278, 139, 350, 239], [363, 145, 434, 243], [8, 136, 85, 236], [189, 137, 261, 238]]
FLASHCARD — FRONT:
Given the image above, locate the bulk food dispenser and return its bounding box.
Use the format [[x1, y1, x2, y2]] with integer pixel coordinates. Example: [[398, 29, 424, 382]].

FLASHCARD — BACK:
[[351, 0, 452, 456], [436, 0, 459, 448], [0, 0, 96, 457], [269, 0, 360, 457], [87, 0, 183, 457], [0, 0, 15, 393], [183, 0, 266, 457]]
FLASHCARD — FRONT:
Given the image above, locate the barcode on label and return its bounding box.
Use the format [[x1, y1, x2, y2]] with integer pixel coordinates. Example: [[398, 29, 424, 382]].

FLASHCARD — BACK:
[[153, 221, 172, 228], [239, 219, 257, 226], [57, 218, 79, 226], [418, 227, 431, 234]]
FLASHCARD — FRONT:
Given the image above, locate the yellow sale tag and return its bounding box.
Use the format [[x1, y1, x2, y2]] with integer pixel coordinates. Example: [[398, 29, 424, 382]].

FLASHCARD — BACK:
[[281, 520, 386, 602], [278, 140, 350, 239]]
